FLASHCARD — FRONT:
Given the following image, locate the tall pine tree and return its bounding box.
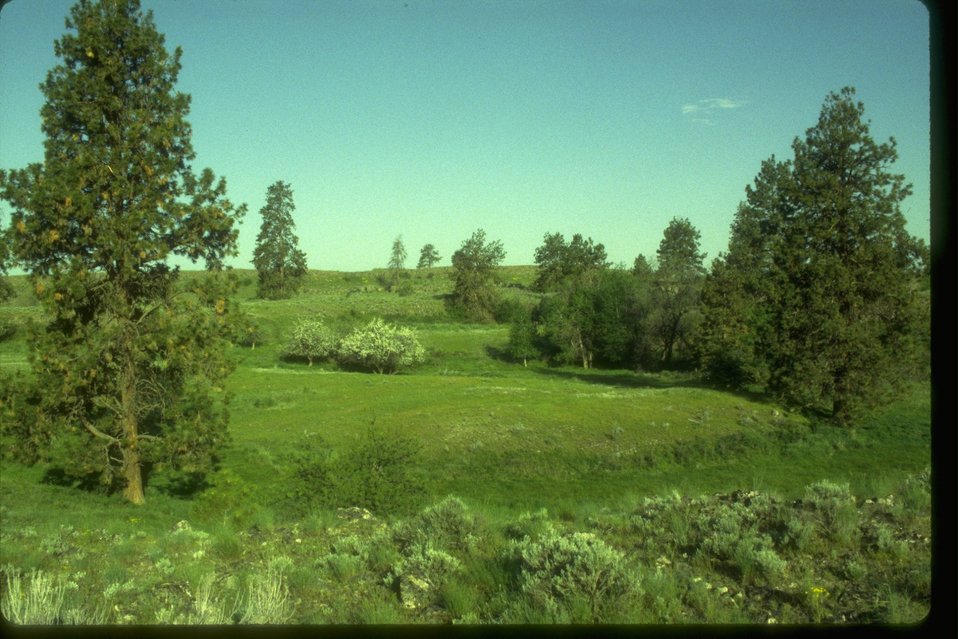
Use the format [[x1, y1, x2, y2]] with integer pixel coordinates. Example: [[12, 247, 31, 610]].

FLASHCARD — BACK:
[[251, 180, 307, 299], [1, 0, 246, 503], [650, 217, 706, 367], [699, 87, 927, 424]]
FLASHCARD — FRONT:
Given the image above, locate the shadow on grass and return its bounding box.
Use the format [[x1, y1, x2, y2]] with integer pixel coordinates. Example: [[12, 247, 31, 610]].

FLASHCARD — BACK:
[[530, 366, 773, 404]]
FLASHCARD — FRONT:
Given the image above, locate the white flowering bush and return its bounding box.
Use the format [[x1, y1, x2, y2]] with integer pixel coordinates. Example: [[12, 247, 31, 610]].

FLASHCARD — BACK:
[[284, 319, 335, 366], [335, 318, 425, 374]]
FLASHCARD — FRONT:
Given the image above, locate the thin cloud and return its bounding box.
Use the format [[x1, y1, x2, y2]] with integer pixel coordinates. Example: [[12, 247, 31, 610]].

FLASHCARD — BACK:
[[681, 98, 748, 122]]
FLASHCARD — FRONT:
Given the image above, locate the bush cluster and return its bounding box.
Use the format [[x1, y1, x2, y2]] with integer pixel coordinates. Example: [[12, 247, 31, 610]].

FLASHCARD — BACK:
[[283, 318, 425, 374]]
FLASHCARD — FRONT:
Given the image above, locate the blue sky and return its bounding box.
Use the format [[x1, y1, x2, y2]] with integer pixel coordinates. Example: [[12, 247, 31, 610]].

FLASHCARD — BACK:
[[0, 0, 930, 272]]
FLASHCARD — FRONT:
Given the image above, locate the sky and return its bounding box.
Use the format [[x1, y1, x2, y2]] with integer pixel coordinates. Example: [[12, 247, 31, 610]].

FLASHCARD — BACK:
[[0, 0, 931, 273]]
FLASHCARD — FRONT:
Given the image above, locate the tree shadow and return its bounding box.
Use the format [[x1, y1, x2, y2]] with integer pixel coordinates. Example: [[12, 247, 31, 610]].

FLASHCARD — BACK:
[[530, 366, 773, 404], [484, 345, 514, 364]]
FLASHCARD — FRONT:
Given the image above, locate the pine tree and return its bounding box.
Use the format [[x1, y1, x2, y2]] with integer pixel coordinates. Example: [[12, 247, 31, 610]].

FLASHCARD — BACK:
[[387, 235, 407, 288], [650, 218, 706, 367], [416, 243, 441, 269], [1, 0, 246, 503], [251, 180, 307, 299], [0, 226, 13, 302], [698, 87, 927, 424]]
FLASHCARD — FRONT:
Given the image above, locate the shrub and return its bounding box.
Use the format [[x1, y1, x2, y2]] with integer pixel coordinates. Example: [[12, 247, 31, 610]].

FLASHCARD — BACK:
[[1, 568, 68, 624], [393, 496, 478, 553], [387, 542, 463, 610], [284, 319, 335, 366], [0, 318, 17, 342], [804, 480, 859, 546], [239, 564, 293, 624], [288, 428, 425, 516], [511, 530, 636, 623], [335, 318, 425, 374]]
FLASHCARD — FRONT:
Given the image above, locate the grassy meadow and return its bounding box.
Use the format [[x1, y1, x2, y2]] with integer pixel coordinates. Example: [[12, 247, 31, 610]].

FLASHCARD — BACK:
[[0, 266, 931, 624]]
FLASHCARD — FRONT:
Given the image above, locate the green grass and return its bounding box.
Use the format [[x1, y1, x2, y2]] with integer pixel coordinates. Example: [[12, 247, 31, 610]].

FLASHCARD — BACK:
[[0, 267, 931, 624]]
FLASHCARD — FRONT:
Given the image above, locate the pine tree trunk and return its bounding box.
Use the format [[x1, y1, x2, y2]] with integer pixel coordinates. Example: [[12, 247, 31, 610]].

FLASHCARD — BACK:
[[122, 444, 145, 505], [120, 356, 145, 505]]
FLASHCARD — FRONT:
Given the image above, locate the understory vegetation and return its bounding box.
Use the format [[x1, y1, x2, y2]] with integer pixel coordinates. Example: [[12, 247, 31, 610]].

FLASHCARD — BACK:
[[0, 470, 930, 624]]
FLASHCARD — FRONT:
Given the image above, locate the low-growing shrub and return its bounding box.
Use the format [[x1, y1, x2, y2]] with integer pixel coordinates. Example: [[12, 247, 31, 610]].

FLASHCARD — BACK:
[[287, 428, 425, 516], [804, 480, 859, 546], [386, 542, 463, 611], [1, 568, 68, 624], [510, 530, 637, 623], [0, 318, 17, 342], [336, 318, 425, 374], [239, 563, 294, 624], [393, 496, 478, 553]]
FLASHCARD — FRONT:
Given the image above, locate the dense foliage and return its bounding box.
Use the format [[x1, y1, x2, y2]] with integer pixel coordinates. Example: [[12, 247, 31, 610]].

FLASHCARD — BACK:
[[0, 0, 245, 503], [283, 319, 335, 367], [533, 232, 608, 292], [251, 181, 307, 299], [648, 217, 706, 367], [536, 267, 648, 369], [336, 318, 425, 374], [449, 229, 506, 321], [697, 87, 928, 424]]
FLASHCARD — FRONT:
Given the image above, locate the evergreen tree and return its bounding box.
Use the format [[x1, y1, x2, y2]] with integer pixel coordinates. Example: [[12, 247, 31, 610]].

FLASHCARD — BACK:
[[0, 0, 246, 503], [450, 229, 505, 321], [698, 87, 927, 424], [388, 235, 407, 288], [251, 180, 307, 299], [649, 217, 706, 367], [0, 223, 13, 302], [416, 243, 441, 269]]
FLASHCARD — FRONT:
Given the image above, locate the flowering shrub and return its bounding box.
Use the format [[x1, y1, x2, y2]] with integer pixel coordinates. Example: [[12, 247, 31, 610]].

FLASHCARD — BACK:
[[336, 318, 425, 374], [284, 319, 335, 366]]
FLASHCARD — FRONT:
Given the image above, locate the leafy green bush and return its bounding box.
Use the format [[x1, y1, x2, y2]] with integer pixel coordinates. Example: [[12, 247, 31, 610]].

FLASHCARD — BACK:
[[510, 530, 637, 623], [283, 319, 335, 366], [287, 428, 425, 516], [335, 318, 425, 374]]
